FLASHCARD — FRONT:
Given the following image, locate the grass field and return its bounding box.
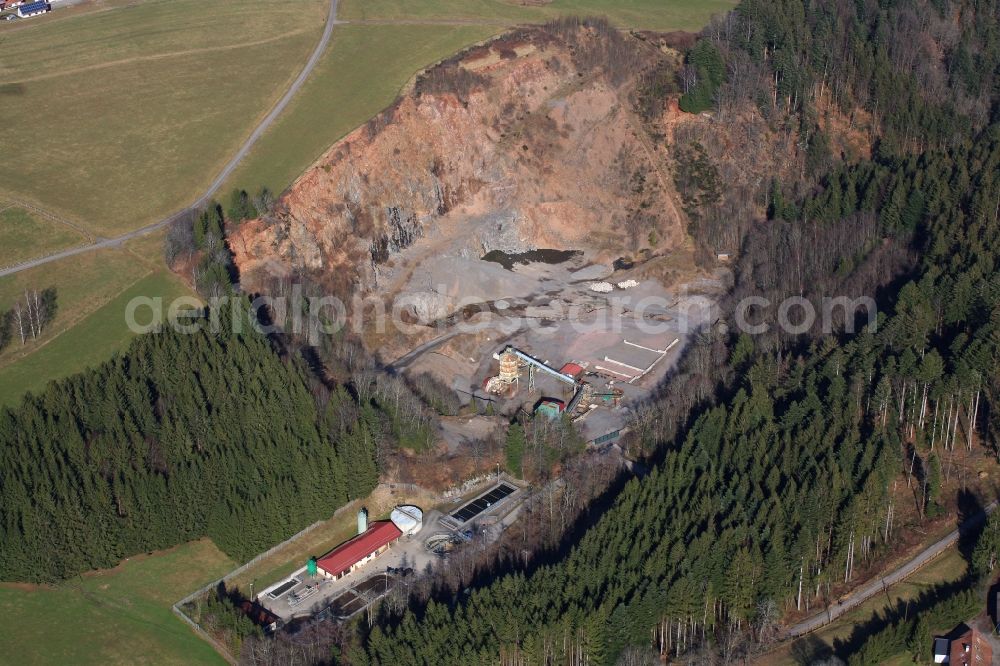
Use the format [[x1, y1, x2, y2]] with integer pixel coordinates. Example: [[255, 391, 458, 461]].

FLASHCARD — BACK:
[[0, 0, 326, 237], [0, 540, 235, 666], [768, 546, 969, 665], [340, 0, 737, 30], [0, 0, 734, 245], [0, 205, 87, 267], [0, 269, 192, 407], [0, 229, 193, 407]]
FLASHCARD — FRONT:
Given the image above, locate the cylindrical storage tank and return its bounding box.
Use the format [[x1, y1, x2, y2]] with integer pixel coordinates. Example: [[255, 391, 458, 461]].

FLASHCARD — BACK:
[[307, 557, 318, 577], [390, 505, 423, 536], [357, 507, 368, 534], [498, 350, 519, 383]]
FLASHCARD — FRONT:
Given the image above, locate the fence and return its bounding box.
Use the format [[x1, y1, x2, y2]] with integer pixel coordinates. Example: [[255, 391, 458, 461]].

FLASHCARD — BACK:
[[171, 604, 238, 665], [172, 496, 369, 663], [441, 472, 503, 499]]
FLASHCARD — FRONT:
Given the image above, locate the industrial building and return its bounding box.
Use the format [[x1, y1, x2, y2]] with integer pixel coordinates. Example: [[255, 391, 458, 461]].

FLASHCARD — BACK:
[[483, 345, 625, 424], [314, 506, 423, 580], [316, 519, 401, 579], [485, 346, 580, 399], [535, 398, 565, 419]]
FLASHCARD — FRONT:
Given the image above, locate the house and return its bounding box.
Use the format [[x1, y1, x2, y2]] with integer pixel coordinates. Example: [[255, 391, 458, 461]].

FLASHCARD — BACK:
[[949, 626, 992, 665], [16, 1, 49, 17], [934, 626, 993, 666], [315, 521, 402, 579]]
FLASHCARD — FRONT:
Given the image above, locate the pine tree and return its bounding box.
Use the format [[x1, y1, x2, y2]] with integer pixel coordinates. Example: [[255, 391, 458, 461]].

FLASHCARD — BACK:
[[505, 422, 526, 478]]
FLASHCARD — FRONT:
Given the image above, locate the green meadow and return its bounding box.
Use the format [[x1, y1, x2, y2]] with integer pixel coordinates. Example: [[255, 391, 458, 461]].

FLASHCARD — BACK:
[[0, 0, 327, 237], [0, 540, 235, 666]]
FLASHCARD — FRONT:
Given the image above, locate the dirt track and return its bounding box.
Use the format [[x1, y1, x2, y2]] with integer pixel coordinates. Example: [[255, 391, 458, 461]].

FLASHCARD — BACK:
[[785, 501, 997, 638]]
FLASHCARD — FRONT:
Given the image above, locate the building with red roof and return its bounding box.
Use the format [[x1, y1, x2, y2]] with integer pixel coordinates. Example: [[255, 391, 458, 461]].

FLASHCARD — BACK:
[[315, 521, 402, 579], [948, 626, 992, 666], [560, 362, 584, 379]]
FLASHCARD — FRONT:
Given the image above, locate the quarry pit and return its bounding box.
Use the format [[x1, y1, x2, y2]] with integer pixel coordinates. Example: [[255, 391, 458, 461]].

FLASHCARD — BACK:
[[379, 228, 721, 444], [230, 23, 726, 446]]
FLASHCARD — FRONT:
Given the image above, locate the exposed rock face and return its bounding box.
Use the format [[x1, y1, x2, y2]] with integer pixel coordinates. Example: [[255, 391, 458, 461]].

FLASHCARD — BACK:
[[230, 26, 687, 296]]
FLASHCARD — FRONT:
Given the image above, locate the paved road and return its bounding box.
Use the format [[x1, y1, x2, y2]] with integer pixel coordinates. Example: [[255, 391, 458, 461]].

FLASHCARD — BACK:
[[0, 0, 341, 278], [785, 501, 997, 638]]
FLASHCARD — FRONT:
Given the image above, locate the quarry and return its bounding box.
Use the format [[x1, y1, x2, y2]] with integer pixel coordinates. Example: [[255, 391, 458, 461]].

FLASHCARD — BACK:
[[380, 241, 720, 444], [230, 22, 725, 450]]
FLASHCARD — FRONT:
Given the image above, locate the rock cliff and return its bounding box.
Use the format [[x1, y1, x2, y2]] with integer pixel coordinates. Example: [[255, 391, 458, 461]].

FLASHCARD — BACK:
[[230, 24, 688, 297]]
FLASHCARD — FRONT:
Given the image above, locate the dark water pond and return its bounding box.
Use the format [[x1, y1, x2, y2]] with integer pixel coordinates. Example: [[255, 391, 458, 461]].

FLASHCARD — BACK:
[[613, 257, 634, 270], [482, 248, 582, 270]]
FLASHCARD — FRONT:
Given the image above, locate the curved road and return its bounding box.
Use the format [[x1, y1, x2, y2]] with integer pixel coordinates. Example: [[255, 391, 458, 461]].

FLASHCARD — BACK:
[[386, 329, 464, 372], [0, 0, 341, 279], [786, 501, 997, 638]]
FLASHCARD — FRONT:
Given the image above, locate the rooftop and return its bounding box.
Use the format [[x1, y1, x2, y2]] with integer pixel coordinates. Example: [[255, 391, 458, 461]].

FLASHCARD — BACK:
[[948, 627, 992, 666], [315, 521, 401, 578], [560, 362, 584, 378]]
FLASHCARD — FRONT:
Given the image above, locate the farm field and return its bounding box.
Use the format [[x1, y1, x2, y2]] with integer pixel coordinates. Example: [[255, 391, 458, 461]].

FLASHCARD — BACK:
[[768, 545, 969, 665], [339, 0, 738, 30], [0, 230, 192, 407], [0, 205, 87, 267], [0, 0, 326, 237], [0, 540, 235, 666]]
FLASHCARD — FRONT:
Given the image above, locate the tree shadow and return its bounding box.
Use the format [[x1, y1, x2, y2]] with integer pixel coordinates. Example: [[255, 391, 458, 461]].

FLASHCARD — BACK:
[[831, 577, 969, 659], [216, 580, 280, 630], [788, 634, 834, 665], [956, 488, 988, 564]]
